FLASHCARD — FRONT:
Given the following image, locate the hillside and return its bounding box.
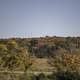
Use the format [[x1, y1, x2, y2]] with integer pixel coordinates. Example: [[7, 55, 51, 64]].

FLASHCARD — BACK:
[[0, 36, 80, 71], [0, 36, 80, 80]]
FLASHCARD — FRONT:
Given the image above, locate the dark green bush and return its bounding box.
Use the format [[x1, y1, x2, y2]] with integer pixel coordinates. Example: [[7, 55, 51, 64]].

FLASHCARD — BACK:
[[50, 71, 80, 80]]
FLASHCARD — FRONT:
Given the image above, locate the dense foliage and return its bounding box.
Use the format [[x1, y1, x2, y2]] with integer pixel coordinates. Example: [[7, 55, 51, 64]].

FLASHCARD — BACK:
[[0, 36, 80, 79]]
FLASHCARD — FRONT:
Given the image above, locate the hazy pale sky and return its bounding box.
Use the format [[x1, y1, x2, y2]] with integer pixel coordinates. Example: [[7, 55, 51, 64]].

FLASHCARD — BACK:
[[0, 0, 80, 38]]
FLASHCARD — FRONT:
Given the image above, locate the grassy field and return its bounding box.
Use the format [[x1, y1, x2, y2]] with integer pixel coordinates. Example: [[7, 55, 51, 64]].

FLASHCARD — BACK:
[[28, 58, 55, 72]]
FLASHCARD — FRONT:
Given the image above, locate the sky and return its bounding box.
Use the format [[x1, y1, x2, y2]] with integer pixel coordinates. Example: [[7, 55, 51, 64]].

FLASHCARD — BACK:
[[0, 0, 80, 38]]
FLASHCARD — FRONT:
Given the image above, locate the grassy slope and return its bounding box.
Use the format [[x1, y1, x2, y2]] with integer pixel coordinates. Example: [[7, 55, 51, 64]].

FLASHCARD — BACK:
[[28, 58, 55, 72]]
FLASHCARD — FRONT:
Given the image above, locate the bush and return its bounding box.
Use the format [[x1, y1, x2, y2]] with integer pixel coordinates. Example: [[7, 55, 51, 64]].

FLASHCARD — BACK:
[[48, 71, 80, 80]]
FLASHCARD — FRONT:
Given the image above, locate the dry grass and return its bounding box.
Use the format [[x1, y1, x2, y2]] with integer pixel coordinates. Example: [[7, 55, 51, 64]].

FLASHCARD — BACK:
[[28, 58, 54, 72]]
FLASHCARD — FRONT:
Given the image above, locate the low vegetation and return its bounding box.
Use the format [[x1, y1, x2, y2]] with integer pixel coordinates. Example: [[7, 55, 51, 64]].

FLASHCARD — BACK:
[[0, 36, 80, 80]]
